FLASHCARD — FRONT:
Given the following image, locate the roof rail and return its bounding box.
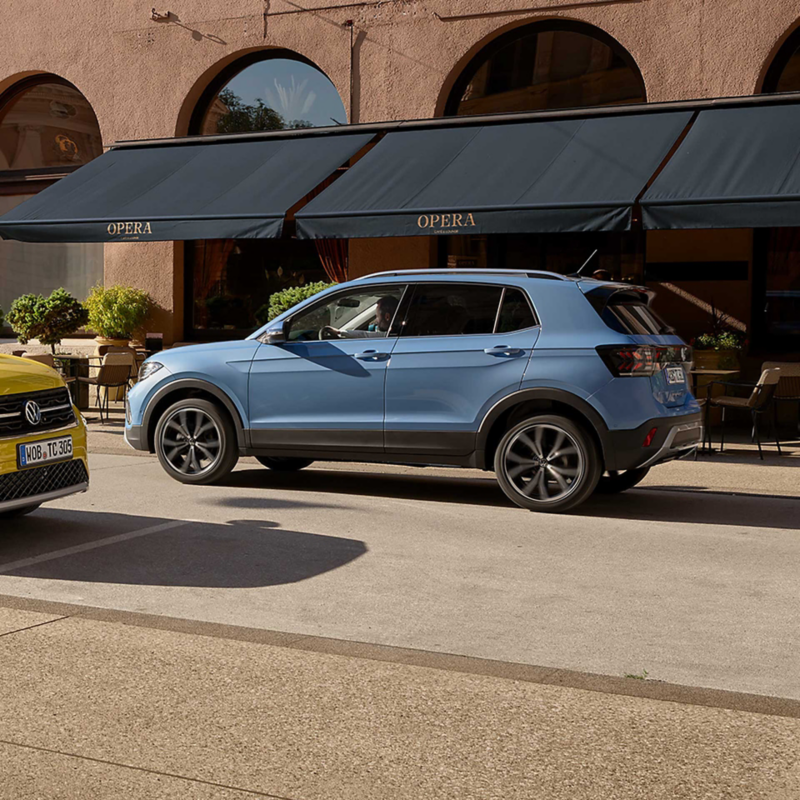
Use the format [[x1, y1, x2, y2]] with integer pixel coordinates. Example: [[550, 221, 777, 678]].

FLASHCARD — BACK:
[[357, 269, 571, 281]]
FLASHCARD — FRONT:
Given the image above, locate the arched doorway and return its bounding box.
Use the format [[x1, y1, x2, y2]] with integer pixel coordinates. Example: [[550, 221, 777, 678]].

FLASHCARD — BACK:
[[0, 76, 104, 321], [755, 27, 800, 349], [440, 22, 646, 279], [184, 52, 348, 337]]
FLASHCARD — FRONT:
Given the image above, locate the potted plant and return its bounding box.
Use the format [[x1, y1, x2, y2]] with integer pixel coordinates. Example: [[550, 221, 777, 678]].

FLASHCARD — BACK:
[[84, 284, 152, 348], [255, 281, 336, 326], [691, 304, 747, 371], [5, 288, 89, 354]]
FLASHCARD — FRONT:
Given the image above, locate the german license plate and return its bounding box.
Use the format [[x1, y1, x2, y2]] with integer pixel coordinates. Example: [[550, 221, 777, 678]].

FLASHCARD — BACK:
[[665, 366, 685, 385], [18, 436, 73, 468]]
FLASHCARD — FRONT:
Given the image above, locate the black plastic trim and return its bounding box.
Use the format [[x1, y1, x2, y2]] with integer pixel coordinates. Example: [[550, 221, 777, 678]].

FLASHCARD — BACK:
[[608, 411, 702, 471], [140, 379, 247, 451], [384, 430, 476, 455], [476, 388, 613, 469], [249, 428, 382, 451]]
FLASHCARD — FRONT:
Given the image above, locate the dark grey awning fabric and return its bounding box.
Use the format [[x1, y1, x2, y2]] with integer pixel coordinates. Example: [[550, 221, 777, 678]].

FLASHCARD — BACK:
[[0, 134, 374, 242], [295, 112, 693, 239], [642, 104, 800, 229]]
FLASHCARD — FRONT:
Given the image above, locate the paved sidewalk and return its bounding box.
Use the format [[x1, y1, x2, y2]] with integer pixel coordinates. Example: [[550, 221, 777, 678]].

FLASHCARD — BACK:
[[1, 603, 799, 800]]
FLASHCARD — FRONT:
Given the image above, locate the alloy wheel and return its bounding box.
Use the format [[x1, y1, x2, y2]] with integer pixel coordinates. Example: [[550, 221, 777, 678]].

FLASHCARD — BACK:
[[160, 407, 222, 476], [502, 423, 584, 503]]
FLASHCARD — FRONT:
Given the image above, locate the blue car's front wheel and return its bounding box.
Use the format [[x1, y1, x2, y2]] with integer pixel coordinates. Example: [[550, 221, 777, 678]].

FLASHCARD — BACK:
[[155, 398, 239, 485], [494, 414, 601, 513]]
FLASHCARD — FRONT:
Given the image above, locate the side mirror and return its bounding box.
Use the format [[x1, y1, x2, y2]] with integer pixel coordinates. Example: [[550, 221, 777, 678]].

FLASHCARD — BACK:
[[259, 321, 288, 345]]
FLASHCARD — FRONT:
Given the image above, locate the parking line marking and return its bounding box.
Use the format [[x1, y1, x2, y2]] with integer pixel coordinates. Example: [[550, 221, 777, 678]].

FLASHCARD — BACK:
[[0, 520, 187, 575]]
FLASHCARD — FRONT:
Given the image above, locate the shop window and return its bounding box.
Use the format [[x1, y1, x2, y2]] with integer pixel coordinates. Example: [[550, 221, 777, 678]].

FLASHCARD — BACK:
[[186, 52, 348, 338], [756, 28, 800, 348], [0, 78, 103, 320], [440, 23, 646, 287]]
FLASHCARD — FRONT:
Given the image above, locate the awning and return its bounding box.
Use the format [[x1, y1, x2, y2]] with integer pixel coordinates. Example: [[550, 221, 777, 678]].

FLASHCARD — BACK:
[[295, 111, 693, 239], [642, 104, 800, 229], [0, 133, 374, 242]]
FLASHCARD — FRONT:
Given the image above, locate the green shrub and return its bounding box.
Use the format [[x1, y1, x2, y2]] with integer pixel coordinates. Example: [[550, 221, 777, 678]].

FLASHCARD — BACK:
[[6, 289, 89, 353], [85, 284, 152, 340], [255, 282, 336, 325], [694, 331, 745, 351]]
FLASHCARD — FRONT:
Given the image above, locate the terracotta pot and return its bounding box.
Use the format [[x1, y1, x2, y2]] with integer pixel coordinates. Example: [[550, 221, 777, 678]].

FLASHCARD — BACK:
[[693, 349, 740, 371]]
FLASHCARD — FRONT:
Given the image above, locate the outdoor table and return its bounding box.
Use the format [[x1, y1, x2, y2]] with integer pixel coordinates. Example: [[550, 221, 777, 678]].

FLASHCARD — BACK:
[[53, 354, 102, 411], [690, 368, 740, 427]]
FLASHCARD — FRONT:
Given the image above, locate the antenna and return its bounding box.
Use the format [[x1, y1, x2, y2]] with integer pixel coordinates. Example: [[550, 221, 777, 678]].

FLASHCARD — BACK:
[[574, 249, 599, 277]]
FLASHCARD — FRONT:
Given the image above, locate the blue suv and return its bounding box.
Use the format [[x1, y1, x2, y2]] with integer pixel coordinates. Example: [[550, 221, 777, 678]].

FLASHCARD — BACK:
[[125, 270, 702, 512]]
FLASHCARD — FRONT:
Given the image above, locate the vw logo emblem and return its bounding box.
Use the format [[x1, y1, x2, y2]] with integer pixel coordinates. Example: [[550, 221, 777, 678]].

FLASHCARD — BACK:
[[24, 400, 42, 426]]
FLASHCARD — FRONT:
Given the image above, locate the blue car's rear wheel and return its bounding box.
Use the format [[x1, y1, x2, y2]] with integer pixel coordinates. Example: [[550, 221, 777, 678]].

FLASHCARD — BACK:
[[155, 398, 239, 485], [495, 414, 601, 512]]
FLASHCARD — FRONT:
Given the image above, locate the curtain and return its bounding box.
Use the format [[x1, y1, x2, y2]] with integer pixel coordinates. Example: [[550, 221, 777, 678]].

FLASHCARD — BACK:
[[305, 175, 349, 282], [315, 238, 348, 283]]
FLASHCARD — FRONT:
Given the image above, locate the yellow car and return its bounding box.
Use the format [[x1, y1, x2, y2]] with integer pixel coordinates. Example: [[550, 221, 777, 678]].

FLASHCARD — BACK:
[[0, 354, 89, 519]]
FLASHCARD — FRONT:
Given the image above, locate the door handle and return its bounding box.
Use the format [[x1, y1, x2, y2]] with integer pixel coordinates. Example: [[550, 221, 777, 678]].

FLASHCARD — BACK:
[[354, 350, 389, 361], [484, 345, 522, 356]]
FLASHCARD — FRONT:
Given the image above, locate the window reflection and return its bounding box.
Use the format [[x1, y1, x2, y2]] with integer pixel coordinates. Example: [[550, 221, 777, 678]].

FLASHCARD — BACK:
[[0, 82, 103, 170], [198, 58, 347, 135], [449, 26, 645, 116]]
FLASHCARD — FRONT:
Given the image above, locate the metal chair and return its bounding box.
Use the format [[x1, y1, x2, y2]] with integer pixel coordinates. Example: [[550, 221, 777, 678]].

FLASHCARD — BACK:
[[77, 352, 133, 423], [701, 368, 781, 460]]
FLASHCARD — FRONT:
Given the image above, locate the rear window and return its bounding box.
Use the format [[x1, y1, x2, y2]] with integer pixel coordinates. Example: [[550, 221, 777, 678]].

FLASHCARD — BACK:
[[600, 297, 672, 336]]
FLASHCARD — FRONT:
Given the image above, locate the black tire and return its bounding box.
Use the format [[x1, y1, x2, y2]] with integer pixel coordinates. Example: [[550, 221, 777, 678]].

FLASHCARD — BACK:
[[595, 467, 650, 494], [494, 414, 602, 513], [0, 503, 41, 519], [256, 457, 314, 472], [154, 398, 239, 485]]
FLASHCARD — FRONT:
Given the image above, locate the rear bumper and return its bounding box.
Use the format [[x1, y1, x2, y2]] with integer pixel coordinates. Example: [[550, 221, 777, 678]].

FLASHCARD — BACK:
[[607, 412, 702, 471]]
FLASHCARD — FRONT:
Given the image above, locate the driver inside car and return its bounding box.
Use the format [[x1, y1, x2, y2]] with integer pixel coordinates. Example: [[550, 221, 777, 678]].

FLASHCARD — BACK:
[[321, 295, 399, 339]]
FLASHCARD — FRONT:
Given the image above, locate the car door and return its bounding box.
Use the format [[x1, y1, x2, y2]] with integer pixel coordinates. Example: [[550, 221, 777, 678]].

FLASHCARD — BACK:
[[384, 282, 540, 457], [248, 283, 407, 454]]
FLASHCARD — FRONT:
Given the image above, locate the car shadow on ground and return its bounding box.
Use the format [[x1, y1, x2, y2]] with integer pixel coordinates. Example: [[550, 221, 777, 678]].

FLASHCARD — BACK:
[[0, 509, 367, 588], [222, 466, 800, 530]]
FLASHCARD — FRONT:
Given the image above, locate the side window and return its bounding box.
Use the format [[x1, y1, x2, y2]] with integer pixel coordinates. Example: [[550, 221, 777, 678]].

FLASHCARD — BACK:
[[402, 284, 503, 337], [287, 286, 405, 341], [496, 288, 536, 333]]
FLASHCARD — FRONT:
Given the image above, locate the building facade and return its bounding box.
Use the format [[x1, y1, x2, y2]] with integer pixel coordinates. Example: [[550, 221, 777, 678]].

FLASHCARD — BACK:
[[1, 0, 800, 356]]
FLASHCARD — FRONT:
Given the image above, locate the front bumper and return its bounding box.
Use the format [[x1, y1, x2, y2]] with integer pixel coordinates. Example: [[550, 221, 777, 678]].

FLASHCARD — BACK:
[[607, 412, 703, 471], [124, 423, 148, 451], [0, 458, 89, 513]]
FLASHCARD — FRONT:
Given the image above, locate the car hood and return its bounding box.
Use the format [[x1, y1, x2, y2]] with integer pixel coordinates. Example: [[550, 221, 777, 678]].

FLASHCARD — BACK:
[[0, 354, 65, 395]]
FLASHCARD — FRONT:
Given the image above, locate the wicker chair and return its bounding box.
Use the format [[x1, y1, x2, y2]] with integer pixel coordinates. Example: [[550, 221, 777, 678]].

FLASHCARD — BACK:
[[77, 352, 133, 423], [21, 353, 55, 368], [701, 368, 781, 459]]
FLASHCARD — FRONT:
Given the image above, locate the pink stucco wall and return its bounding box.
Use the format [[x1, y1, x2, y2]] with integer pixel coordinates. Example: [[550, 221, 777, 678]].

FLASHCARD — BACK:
[[1, 1, 798, 340]]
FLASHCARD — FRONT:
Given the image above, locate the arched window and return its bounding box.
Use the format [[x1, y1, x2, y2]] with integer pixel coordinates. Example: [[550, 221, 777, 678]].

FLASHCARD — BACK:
[[442, 23, 645, 281], [756, 28, 800, 348], [446, 21, 645, 116], [0, 77, 103, 322], [185, 53, 347, 337]]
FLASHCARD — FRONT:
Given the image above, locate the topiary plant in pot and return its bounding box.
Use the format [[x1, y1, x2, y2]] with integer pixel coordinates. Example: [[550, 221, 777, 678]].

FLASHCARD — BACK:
[[85, 284, 153, 347], [255, 281, 336, 326], [6, 288, 89, 353]]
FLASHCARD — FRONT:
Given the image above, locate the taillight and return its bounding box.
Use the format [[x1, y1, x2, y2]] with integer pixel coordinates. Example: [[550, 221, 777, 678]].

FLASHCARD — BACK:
[[597, 345, 692, 377]]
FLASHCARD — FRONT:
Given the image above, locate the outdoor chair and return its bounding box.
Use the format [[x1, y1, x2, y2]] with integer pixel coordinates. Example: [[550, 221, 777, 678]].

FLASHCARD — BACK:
[[96, 345, 139, 386], [701, 368, 781, 460], [21, 353, 55, 368], [77, 352, 133, 423]]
